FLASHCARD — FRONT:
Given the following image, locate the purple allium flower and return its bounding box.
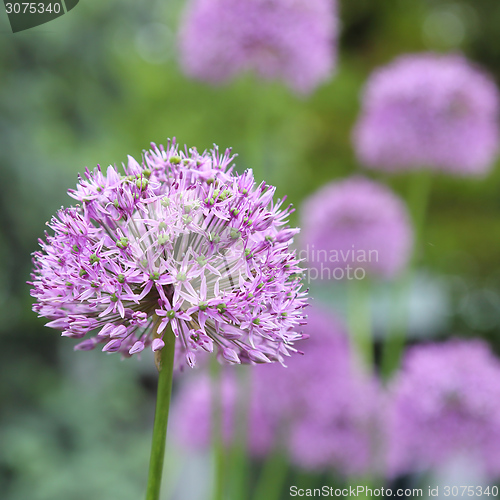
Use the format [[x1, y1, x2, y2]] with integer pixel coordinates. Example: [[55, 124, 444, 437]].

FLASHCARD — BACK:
[[170, 307, 381, 475], [169, 370, 275, 457], [387, 339, 500, 478], [280, 309, 381, 476], [178, 0, 338, 95], [353, 53, 500, 175], [299, 176, 413, 280], [29, 141, 308, 367]]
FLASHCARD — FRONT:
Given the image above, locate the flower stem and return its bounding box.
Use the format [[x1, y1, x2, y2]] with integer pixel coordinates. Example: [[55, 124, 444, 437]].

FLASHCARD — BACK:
[[210, 355, 226, 500], [246, 81, 270, 183], [347, 276, 373, 370], [380, 170, 433, 379], [229, 367, 250, 500], [145, 325, 176, 500], [379, 272, 411, 379], [252, 449, 288, 500], [407, 169, 433, 260]]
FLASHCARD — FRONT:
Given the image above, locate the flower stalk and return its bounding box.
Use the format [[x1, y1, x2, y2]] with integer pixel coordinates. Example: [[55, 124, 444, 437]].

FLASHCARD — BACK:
[[381, 170, 432, 378], [229, 368, 250, 500], [210, 355, 226, 500], [145, 325, 176, 500], [252, 449, 288, 500], [348, 277, 373, 370]]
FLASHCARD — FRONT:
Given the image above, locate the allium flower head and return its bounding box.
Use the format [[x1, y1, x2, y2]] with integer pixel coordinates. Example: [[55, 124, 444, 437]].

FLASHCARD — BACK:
[[170, 307, 381, 476], [178, 0, 337, 95], [387, 339, 500, 478], [277, 308, 381, 476], [170, 371, 275, 457], [29, 141, 307, 367], [300, 176, 413, 280], [353, 53, 500, 175]]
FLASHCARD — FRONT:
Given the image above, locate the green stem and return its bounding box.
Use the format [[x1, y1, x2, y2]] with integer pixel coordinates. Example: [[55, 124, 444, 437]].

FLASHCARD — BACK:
[[211, 356, 225, 500], [246, 82, 269, 183], [229, 367, 250, 500], [347, 277, 373, 370], [348, 474, 381, 500], [252, 449, 288, 500], [380, 273, 411, 379], [407, 169, 433, 264], [145, 325, 176, 500], [380, 170, 433, 379]]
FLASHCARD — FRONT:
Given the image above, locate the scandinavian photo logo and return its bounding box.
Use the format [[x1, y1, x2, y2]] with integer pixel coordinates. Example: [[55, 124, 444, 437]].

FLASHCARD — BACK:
[[299, 244, 379, 282]]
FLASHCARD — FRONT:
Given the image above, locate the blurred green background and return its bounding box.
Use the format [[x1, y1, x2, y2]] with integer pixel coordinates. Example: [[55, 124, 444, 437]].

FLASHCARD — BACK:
[[2, 0, 500, 498]]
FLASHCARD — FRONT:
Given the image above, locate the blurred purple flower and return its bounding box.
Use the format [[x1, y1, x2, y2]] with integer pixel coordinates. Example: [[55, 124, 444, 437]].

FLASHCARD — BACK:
[[169, 371, 275, 457], [29, 141, 308, 367], [387, 339, 500, 478], [299, 176, 413, 280], [353, 53, 500, 175], [170, 307, 382, 476], [178, 0, 338, 95], [272, 308, 381, 476]]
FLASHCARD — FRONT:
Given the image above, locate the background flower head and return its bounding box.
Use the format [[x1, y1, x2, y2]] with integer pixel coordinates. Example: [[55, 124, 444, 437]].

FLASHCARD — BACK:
[[353, 53, 500, 175], [169, 370, 275, 457], [178, 0, 338, 95], [299, 176, 414, 280], [30, 141, 308, 368], [170, 306, 382, 476], [387, 339, 500, 479], [277, 308, 381, 476]]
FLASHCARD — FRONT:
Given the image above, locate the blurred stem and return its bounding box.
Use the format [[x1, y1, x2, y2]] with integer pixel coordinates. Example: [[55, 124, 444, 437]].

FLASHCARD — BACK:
[[252, 449, 288, 500], [246, 83, 269, 183], [295, 469, 315, 494], [230, 367, 250, 500], [407, 169, 433, 261], [145, 324, 176, 500], [347, 277, 373, 370], [380, 273, 411, 379], [349, 474, 381, 500], [211, 355, 226, 500], [380, 170, 433, 379]]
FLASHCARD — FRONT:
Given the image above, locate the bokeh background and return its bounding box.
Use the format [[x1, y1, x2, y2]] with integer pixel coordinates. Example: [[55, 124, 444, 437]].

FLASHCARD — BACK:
[[3, 0, 500, 499]]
